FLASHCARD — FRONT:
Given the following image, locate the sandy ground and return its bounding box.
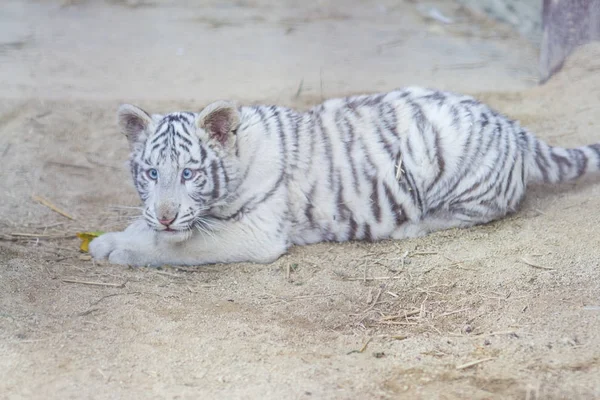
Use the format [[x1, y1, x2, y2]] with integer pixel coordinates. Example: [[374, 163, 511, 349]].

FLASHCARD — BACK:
[[1, 1, 599, 399]]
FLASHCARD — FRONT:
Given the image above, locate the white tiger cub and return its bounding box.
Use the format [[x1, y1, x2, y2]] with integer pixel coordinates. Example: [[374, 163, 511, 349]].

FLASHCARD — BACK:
[[90, 87, 600, 266]]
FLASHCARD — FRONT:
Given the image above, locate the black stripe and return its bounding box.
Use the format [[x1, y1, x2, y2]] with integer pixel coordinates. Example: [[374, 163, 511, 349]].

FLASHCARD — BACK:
[[348, 217, 358, 240], [219, 158, 229, 186], [304, 184, 317, 226], [534, 140, 550, 182], [336, 172, 351, 223], [398, 168, 423, 215], [406, 99, 434, 162], [335, 108, 360, 192], [177, 127, 194, 146], [383, 182, 408, 226], [423, 91, 447, 105], [373, 104, 396, 159], [210, 159, 220, 199], [363, 223, 373, 242], [571, 148, 587, 178], [370, 177, 382, 223], [550, 149, 572, 181], [425, 123, 445, 191], [272, 107, 288, 180], [503, 154, 517, 198], [449, 105, 460, 128], [286, 109, 301, 169], [316, 113, 335, 189], [434, 113, 494, 209], [151, 126, 170, 144], [480, 112, 489, 128], [453, 127, 512, 205], [255, 107, 272, 136]]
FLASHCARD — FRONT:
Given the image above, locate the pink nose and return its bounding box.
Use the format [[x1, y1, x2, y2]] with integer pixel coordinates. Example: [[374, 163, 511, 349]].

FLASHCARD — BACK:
[[158, 216, 176, 226]]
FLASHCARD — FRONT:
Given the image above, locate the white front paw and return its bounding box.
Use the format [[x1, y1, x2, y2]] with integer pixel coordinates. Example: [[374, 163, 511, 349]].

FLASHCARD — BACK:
[[89, 232, 152, 266], [89, 232, 119, 260], [108, 248, 143, 266]]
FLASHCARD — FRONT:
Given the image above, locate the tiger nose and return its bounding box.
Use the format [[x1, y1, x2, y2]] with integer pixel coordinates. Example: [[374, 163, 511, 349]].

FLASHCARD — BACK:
[[158, 214, 177, 226]]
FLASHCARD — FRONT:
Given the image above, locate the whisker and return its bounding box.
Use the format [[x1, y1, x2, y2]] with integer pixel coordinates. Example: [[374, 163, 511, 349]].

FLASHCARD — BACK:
[[194, 220, 216, 240]]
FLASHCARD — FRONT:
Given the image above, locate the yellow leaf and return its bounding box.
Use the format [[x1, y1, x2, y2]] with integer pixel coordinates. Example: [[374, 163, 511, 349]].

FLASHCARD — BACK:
[[76, 231, 104, 253]]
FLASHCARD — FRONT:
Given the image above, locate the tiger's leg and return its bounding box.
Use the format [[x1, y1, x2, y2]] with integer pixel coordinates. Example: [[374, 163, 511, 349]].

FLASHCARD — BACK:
[[391, 218, 477, 239], [90, 214, 289, 266], [390, 206, 507, 240]]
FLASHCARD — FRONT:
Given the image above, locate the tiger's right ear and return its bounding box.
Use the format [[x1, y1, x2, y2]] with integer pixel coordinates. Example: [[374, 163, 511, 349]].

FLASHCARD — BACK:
[[117, 104, 153, 149]]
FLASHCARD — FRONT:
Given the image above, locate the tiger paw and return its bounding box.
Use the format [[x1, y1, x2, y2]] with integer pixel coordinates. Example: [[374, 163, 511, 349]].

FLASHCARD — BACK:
[[107, 248, 148, 266], [88, 232, 119, 260]]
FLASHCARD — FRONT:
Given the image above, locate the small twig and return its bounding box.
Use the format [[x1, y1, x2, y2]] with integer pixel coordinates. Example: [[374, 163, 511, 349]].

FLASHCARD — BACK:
[[438, 308, 470, 318], [442, 255, 477, 271], [46, 161, 92, 170], [370, 288, 383, 305], [344, 276, 403, 281], [62, 279, 126, 288], [519, 258, 554, 271], [456, 357, 496, 370], [291, 293, 338, 300], [395, 155, 404, 180], [0, 236, 22, 242], [154, 270, 184, 278], [359, 337, 372, 352], [77, 308, 100, 317], [187, 285, 218, 293], [347, 337, 373, 355], [12, 232, 52, 237], [32, 195, 76, 220], [294, 78, 304, 99], [266, 293, 338, 304], [411, 251, 438, 256], [10, 232, 75, 239], [473, 330, 520, 337], [286, 263, 291, 281], [359, 288, 384, 316], [380, 310, 420, 321], [91, 292, 142, 306]]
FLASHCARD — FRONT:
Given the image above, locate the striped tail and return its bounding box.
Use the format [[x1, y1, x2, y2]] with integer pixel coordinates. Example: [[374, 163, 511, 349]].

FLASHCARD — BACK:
[[524, 133, 600, 184]]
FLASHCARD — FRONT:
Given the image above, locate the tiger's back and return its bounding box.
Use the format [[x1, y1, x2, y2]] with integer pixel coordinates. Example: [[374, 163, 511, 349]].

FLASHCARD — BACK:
[[287, 88, 537, 245]]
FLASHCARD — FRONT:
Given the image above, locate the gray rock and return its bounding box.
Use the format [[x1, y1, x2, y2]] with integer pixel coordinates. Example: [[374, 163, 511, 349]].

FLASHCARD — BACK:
[[457, 0, 542, 44]]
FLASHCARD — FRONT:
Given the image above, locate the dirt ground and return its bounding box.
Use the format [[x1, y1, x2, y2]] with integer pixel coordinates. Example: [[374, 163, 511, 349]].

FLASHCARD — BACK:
[[1, 1, 599, 399]]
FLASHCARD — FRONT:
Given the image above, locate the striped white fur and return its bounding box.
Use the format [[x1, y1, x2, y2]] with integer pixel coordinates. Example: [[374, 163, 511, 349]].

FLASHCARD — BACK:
[[90, 87, 600, 266]]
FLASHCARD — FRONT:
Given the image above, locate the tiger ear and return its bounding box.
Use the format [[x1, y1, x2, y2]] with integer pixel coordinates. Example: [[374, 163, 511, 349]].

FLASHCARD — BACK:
[[117, 104, 153, 149], [196, 101, 240, 146]]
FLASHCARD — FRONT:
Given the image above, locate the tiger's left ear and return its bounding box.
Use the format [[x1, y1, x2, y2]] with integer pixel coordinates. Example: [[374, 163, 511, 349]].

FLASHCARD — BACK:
[[117, 104, 153, 150], [196, 101, 240, 147]]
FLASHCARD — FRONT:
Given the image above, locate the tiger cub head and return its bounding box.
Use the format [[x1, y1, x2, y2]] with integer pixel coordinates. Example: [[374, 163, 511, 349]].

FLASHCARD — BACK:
[[116, 101, 240, 241]]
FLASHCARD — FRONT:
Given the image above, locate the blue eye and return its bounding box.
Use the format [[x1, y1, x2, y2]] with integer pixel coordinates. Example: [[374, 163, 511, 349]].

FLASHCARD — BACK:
[[182, 168, 195, 180], [147, 168, 158, 180]]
